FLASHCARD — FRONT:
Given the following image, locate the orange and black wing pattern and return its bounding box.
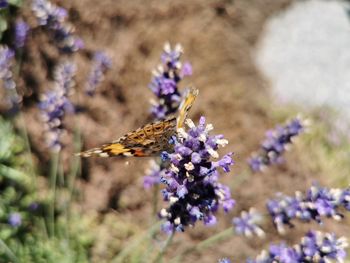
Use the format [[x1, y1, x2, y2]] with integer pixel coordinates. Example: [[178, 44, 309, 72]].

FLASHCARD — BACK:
[[76, 87, 198, 158], [76, 117, 176, 157]]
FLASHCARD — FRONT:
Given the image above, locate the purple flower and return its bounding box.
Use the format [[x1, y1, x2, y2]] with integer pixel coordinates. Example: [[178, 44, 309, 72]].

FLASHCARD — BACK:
[[0, 45, 20, 107], [28, 202, 39, 211], [233, 208, 265, 238], [218, 258, 231, 263], [85, 51, 112, 96], [149, 43, 192, 120], [159, 117, 235, 232], [0, 0, 7, 8], [8, 213, 22, 227], [249, 231, 348, 263], [39, 61, 76, 151], [14, 20, 30, 49], [248, 116, 307, 172], [267, 185, 348, 234], [143, 160, 165, 189], [181, 62, 192, 77], [32, 0, 83, 53]]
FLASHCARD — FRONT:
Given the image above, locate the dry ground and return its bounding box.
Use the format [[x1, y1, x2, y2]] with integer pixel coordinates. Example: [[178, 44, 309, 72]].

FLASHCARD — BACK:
[[9, 0, 350, 262]]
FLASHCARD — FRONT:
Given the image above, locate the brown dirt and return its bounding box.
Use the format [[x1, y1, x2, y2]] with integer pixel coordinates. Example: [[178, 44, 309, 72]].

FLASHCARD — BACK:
[[11, 0, 350, 262]]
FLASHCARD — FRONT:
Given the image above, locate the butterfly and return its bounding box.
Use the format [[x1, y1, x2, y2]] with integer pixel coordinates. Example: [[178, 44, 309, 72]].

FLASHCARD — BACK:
[[76, 87, 199, 157]]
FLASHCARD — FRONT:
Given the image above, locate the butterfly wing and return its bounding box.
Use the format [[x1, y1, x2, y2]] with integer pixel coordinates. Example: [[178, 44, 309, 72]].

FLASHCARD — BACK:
[[77, 87, 199, 158], [76, 117, 177, 157], [176, 87, 199, 130]]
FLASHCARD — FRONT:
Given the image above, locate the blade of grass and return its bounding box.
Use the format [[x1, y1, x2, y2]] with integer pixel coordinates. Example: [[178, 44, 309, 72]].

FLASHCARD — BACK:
[[0, 238, 20, 263]]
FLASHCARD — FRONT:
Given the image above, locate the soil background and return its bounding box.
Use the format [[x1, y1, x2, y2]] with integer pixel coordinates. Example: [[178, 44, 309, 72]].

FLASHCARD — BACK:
[[10, 0, 350, 262]]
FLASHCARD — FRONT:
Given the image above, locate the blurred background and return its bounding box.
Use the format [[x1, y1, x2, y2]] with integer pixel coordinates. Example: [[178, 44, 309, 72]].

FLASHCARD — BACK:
[[0, 0, 350, 262]]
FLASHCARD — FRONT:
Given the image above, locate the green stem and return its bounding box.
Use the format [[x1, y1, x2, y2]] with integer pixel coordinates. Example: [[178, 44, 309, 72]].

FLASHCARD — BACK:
[[0, 238, 20, 263], [63, 126, 82, 244], [111, 221, 162, 263], [169, 227, 233, 263], [153, 232, 174, 263], [152, 184, 159, 219], [18, 113, 37, 191], [49, 151, 60, 237]]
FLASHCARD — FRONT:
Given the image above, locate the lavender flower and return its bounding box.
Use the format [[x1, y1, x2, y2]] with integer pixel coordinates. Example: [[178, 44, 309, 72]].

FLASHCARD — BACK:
[[233, 208, 265, 238], [0, 45, 20, 107], [0, 0, 7, 8], [249, 116, 307, 172], [218, 258, 231, 263], [149, 43, 192, 120], [143, 160, 165, 189], [28, 202, 39, 211], [85, 51, 112, 96], [54, 61, 77, 95], [32, 0, 83, 53], [159, 117, 235, 233], [8, 213, 22, 227], [39, 61, 76, 151], [249, 231, 348, 263], [267, 185, 350, 234], [14, 20, 30, 49]]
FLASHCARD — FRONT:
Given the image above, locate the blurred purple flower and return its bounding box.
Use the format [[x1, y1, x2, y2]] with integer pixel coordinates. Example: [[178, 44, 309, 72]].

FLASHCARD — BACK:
[[0, 45, 20, 107], [267, 185, 349, 234], [143, 160, 166, 189], [85, 51, 112, 96], [28, 202, 39, 211], [233, 208, 265, 238], [218, 258, 231, 263], [249, 231, 348, 263], [248, 116, 307, 172], [149, 42, 192, 120], [159, 117, 235, 233], [39, 61, 76, 151], [32, 0, 83, 53], [0, 0, 7, 8], [8, 213, 22, 227], [14, 20, 30, 49], [181, 62, 193, 77]]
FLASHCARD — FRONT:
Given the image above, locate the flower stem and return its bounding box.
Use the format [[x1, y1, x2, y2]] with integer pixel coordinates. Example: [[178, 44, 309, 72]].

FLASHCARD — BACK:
[[111, 221, 162, 263], [153, 231, 175, 263], [169, 227, 233, 263], [49, 151, 59, 237], [152, 183, 160, 219]]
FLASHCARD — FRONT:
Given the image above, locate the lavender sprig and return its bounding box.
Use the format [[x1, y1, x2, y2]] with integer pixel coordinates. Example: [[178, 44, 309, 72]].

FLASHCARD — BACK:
[[39, 61, 76, 151], [159, 117, 235, 233], [233, 208, 265, 238], [14, 20, 30, 49], [0, 45, 20, 107], [32, 0, 83, 53], [249, 116, 307, 172], [267, 185, 350, 234], [248, 231, 348, 263], [85, 51, 112, 96], [149, 42, 192, 120]]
